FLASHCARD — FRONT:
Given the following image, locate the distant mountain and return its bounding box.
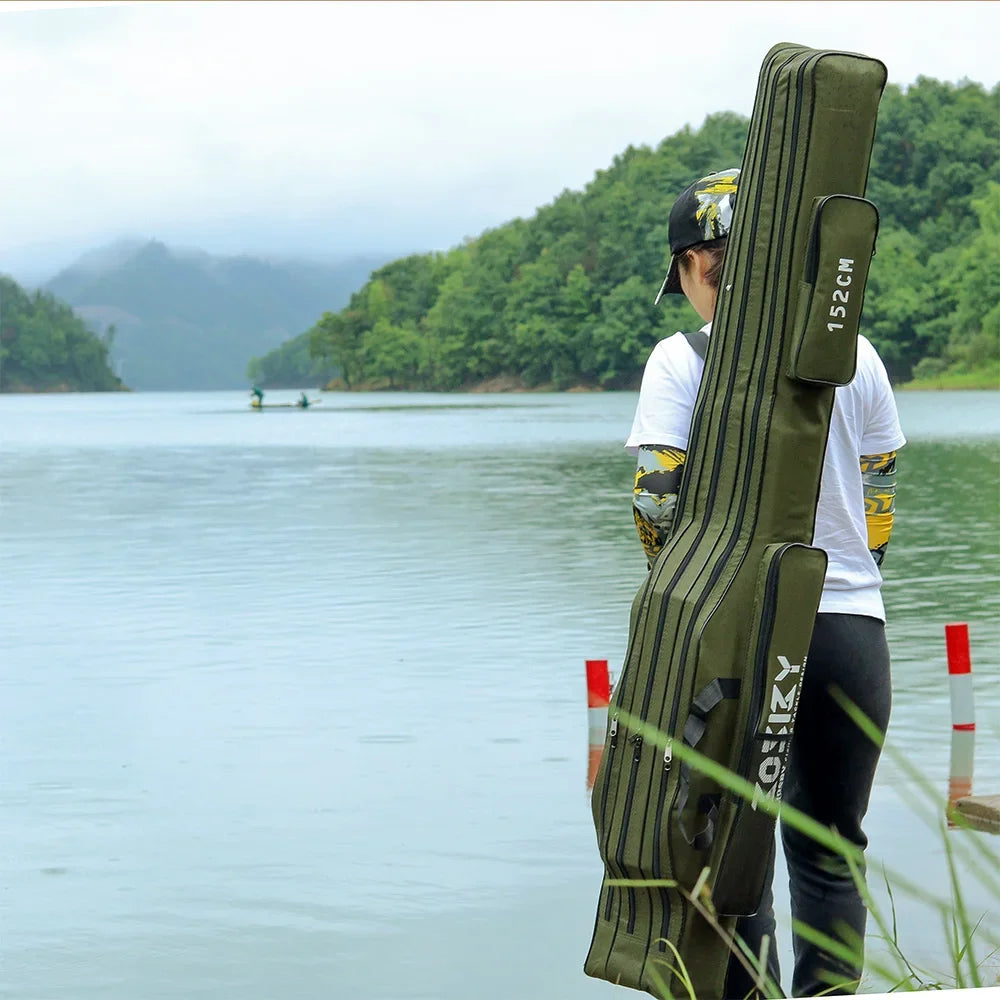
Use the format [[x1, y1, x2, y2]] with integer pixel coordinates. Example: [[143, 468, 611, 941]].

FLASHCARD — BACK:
[[44, 240, 390, 389]]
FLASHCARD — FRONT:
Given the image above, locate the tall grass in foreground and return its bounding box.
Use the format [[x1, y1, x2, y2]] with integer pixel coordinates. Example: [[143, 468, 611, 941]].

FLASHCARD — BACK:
[[609, 690, 1000, 998]]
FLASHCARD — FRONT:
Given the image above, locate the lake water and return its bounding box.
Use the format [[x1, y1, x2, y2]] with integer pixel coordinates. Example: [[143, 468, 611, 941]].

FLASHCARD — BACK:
[[1, 389, 998, 999]]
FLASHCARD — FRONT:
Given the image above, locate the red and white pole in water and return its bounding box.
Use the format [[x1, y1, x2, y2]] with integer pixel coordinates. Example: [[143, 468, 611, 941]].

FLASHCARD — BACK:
[[946, 623, 975, 820], [946, 623, 976, 733], [586, 659, 611, 793]]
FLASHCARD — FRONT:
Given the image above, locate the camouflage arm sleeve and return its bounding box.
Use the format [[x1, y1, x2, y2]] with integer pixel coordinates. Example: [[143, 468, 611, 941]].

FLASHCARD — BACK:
[[632, 445, 687, 565], [860, 450, 897, 567]]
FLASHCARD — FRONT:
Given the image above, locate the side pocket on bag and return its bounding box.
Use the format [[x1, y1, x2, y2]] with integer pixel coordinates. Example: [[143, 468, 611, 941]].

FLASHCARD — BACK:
[[709, 541, 827, 916], [788, 195, 880, 387]]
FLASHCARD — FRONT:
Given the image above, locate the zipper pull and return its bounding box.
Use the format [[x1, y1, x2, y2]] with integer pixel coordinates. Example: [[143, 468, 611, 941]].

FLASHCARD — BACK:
[[632, 734, 643, 761], [663, 740, 673, 771], [609, 716, 618, 749]]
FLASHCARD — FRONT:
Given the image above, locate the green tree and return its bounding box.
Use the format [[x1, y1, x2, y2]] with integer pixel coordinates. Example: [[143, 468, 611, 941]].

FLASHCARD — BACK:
[[310, 308, 367, 389], [0, 276, 122, 392], [862, 229, 932, 378], [282, 79, 998, 391], [247, 328, 336, 387], [422, 257, 488, 389], [938, 184, 1000, 371], [365, 319, 425, 388]]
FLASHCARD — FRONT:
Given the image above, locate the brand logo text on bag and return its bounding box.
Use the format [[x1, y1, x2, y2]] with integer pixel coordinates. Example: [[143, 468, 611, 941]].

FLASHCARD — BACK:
[[826, 258, 854, 333], [751, 654, 805, 809]]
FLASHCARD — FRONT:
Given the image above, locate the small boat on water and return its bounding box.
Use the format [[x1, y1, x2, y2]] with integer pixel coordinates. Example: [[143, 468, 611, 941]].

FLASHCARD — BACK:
[[250, 388, 321, 410]]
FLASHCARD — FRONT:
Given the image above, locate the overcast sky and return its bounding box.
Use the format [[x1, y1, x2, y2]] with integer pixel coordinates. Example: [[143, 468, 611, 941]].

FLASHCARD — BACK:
[[0, 0, 997, 281]]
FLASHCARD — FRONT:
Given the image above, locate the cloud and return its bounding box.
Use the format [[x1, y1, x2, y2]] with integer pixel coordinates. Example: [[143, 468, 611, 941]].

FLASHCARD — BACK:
[[0, 0, 996, 278]]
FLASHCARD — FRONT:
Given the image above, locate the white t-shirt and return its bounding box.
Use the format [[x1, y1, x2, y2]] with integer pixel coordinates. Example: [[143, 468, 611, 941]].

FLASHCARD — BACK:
[[626, 324, 906, 621]]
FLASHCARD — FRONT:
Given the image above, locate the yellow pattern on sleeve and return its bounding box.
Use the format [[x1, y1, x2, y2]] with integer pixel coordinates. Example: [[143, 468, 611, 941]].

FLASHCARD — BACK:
[[632, 446, 687, 566], [860, 451, 897, 566]]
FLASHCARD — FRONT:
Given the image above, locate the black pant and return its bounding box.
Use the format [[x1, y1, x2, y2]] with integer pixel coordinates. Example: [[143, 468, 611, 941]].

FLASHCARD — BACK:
[[723, 613, 892, 999]]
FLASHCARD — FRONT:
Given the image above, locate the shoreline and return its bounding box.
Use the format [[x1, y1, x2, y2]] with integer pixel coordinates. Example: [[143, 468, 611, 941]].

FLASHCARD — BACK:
[[321, 380, 998, 394], [3, 374, 996, 395]]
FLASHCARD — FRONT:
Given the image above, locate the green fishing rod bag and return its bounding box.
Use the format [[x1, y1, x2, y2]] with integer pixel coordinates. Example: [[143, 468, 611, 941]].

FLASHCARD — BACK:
[[586, 42, 886, 999]]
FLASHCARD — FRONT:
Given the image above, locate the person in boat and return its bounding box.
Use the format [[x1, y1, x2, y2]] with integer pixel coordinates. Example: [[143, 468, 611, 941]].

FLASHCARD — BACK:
[[297, 392, 310, 408], [628, 168, 905, 998], [250, 385, 264, 408]]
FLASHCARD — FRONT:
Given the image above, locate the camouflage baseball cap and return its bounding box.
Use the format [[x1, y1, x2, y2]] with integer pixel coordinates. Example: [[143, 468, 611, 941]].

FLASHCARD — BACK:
[[654, 168, 740, 304]]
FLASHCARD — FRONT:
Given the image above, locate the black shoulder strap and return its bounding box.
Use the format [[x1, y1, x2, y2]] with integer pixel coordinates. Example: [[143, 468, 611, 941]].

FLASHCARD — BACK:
[[682, 330, 709, 361]]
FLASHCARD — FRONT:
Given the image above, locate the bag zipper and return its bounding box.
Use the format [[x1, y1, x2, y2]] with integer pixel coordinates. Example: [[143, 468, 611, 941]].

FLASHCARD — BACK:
[[601, 715, 619, 921], [613, 732, 644, 932], [651, 740, 673, 950]]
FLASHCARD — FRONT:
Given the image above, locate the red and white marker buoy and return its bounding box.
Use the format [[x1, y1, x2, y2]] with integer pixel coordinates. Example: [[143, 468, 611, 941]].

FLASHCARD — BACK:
[[946, 623, 976, 733], [586, 659, 611, 793], [946, 623, 976, 822]]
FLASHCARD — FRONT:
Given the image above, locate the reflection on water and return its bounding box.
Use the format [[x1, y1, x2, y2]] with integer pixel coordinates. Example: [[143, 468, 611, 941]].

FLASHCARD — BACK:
[[0, 389, 997, 998]]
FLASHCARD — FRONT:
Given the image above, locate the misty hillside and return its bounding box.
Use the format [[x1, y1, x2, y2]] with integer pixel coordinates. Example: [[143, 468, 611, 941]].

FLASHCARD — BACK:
[[297, 78, 997, 391], [44, 241, 389, 389]]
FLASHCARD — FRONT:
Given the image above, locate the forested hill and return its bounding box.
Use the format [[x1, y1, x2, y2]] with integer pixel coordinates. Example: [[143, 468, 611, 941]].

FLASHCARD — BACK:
[[271, 77, 996, 390], [0, 275, 122, 392], [44, 242, 388, 390]]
